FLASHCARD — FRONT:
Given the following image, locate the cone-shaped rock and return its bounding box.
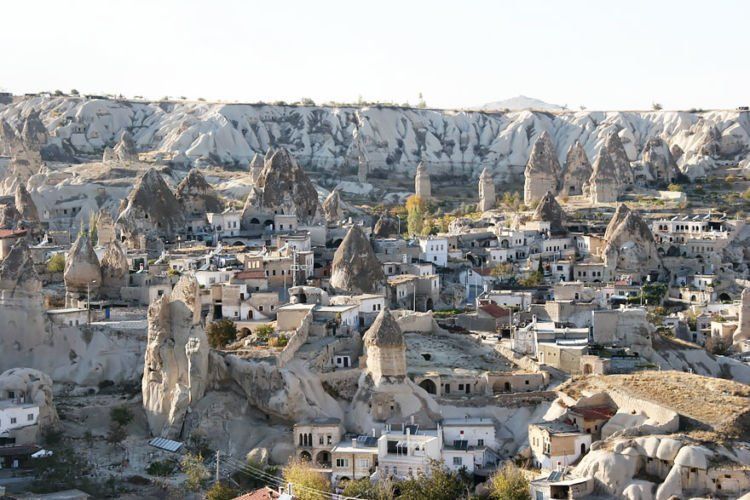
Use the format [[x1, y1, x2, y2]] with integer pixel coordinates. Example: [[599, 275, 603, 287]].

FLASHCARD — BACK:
[[113, 131, 138, 161], [0, 240, 41, 296], [176, 168, 223, 215], [603, 204, 661, 276], [322, 189, 344, 224], [330, 225, 386, 294], [532, 191, 567, 236], [373, 215, 400, 238], [14, 183, 39, 222], [248, 153, 264, 184], [605, 131, 634, 186], [100, 241, 129, 299], [524, 131, 561, 205], [20, 109, 48, 149], [116, 168, 185, 243], [64, 233, 102, 295], [363, 308, 406, 380], [561, 141, 592, 196], [641, 137, 679, 183], [589, 148, 619, 204], [241, 148, 319, 225]]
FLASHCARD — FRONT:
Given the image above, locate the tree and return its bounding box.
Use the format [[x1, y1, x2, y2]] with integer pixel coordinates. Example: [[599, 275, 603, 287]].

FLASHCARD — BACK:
[[70, 89, 80, 96], [417, 92, 427, 108], [206, 481, 238, 500], [206, 318, 238, 348], [283, 458, 331, 500], [181, 453, 209, 492], [255, 324, 274, 341], [398, 460, 472, 500], [491, 262, 514, 281], [652, 102, 663, 111], [342, 477, 394, 500], [488, 462, 530, 500], [110, 405, 133, 427], [47, 253, 66, 273], [106, 421, 126, 445], [406, 195, 427, 236]]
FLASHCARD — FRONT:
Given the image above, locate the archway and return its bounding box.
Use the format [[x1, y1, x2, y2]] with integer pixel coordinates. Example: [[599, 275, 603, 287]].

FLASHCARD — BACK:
[[580, 443, 586, 455], [419, 379, 437, 394], [583, 364, 593, 375], [425, 298, 434, 311], [250, 218, 260, 224], [299, 451, 312, 461], [315, 450, 331, 466], [719, 292, 732, 303]]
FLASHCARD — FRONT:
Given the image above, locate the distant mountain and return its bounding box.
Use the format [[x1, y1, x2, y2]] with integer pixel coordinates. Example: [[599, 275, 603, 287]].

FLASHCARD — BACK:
[[477, 95, 563, 111]]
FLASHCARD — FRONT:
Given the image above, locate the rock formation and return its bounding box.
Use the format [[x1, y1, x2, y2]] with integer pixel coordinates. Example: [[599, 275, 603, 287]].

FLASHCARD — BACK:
[[589, 148, 619, 204], [605, 131, 634, 187], [363, 308, 407, 381], [0, 118, 18, 155], [641, 137, 679, 183], [142, 274, 209, 438], [20, 109, 48, 149], [64, 232, 102, 298], [561, 141, 592, 196], [478, 168, 495, 212], [733, 288, 750, 349], [99, 240, 129, 299], [669, 143, 684, 163], [248, 153, 264, 184], [113, 131, 138, 161], [0, 368, 58, 430], [14, 183, 39, 223], [102, 146, 116, 162], [373, 215, 400, 238], [322, 189, 344, 224], [241, 148, 320, 225], [95, 209, 116, 245], [0, 240, 41, 298], [531, 191, 567, 236], [0, 204, 22, 229], [116, 168, 185, 245], [176, 168, 223, 215], [415, 162, 432, 199], [602, 204, 661, 277], [330, 225, 386, 294], [524, 131, 561, 205]]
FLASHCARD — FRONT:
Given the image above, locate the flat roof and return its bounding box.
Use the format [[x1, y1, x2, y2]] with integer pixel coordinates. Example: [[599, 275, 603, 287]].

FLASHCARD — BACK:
[[442, 417, 495, 427], [315, 305, 358, 313]]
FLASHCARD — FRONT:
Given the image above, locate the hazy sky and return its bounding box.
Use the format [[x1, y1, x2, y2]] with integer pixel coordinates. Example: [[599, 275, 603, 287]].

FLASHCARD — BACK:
[[2, 0, 748, 110]]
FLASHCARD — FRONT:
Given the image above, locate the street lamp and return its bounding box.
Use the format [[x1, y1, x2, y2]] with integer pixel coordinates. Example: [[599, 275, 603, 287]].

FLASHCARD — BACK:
[[87, 279, 97, 325]]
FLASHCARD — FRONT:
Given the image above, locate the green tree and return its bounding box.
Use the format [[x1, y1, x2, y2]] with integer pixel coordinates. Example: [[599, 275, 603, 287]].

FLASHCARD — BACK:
[[283, 458, 331, 500], [110, 405, 133, 427], [47, 253, 66, 273], [255, 324, 274, 341], [406, 195, 427, 236], [206, 481, 238, 500], [342, 477, 394, 500], [206, 318, 238, 349], [398, 460, 471, 500], [181, 453, 209, 492], [488, 462, 530, 500]]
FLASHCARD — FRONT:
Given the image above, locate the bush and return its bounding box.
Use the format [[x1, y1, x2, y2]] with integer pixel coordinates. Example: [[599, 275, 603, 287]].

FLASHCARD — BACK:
[[283, 458, 331, 500], [206, 481, 238, 500], [106, 422, 127, 445], [110, 405, 134, 427], [146, 459, 177, 477], [269, 335, 289, 348], [47, 253, 65, 273], [488, 461, 530, 500], [255, 324, 274, 341], [207, 319, 238, 349], [181, 453, 209, 492]]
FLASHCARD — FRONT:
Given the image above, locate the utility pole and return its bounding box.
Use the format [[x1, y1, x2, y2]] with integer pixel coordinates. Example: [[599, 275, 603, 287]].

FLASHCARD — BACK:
[[215, 450, 220, 482]]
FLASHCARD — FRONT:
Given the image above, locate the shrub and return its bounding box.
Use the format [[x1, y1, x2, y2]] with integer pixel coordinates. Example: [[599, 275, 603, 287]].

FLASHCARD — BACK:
[[47, 253, 65, 273], [283, 458, 331, 500], [207, 319, 238, 349], [488, 461, 530, 500], [268, 335, 289, 348], [181, 453, 209, 492], [255, 324, 274, 341], [110, 405, 133, 427], [146, 459, 177, 477], [206, 481, 238, 500]]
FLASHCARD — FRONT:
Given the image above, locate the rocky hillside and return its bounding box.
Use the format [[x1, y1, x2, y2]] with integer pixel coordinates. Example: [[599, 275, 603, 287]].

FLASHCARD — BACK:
[[1, 96, 749, 181]]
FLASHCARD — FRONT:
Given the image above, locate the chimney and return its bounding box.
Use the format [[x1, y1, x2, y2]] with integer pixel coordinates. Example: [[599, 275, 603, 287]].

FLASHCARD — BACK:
[[352, 438, 357, 449], [410, 415, 415, 425], [372, 428, 376, 437]]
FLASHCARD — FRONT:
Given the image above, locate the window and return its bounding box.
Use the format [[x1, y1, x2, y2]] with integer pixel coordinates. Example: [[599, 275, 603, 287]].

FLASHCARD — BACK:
[[336, 458, 349, 468], [452, 457, 463, 466], [319, 436, 324, 445], [357, 459, 369, 468], [27, 413, 34, 421], [477, 439, 484, 447], [10, 417, 16, 424]]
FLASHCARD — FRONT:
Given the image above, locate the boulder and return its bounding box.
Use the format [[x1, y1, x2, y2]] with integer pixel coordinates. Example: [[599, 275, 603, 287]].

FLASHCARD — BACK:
[[176, 168, 223, 215], [330, 225, 386, 294], [531, 191, 567, 236], [64, 233, 102, 296], [524, 131, 561, 205], [562, 141, 592, 196], [142, 274, 209, 438], [99, 241, 129, 299]]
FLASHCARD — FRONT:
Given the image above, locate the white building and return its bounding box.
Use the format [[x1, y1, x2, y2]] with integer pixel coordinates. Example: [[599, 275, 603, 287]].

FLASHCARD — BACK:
[[418, 237, 448, 267], [441, 418, 498, 473], [207, 210, 242, 239], [377, 424, 442, 479], [0, 400, 40, 438]]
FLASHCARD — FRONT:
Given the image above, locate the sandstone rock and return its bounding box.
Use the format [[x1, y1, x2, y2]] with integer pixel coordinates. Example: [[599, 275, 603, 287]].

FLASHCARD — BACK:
[[698, 126, 721, 157], [0, 368, 58, 430], [0, 204, 22, 229], [322, 189, 344, 224], [561, 141, 592, 196], [0, 119, 18, 155], [373, 215, 400, 238], [669, 144, 684, 163], [64, 232, 102, 296], [142, 274, 209, 438], [99, 240, 129, 299], [605, 131, 635, 187], [116, 168, 185, 244], [176, 168, 223, 215], [590, 148, 619, 204], [330, 225, 386, 294], [478, 167, 495, 211], [0, 240, 41, 297], [641, 137, 679, 183], [20, 109, 48, 150], [14, 183, 39, 222], [415, 162, 432, 199], [524, 131, 561, 205], [102, 146, 116, 162], [602, 204, 661, 276], [95, 209, 116, 245], [113, 131, 138, 161], [248, 153, 264, 184], [241, 148, 319, 225], [531, 191, 567, 235], [363, 308, 406, 381], [733, 288, 750, 347]]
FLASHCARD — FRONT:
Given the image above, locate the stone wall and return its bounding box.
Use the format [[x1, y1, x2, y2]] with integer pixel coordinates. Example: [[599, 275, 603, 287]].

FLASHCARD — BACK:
[[277, 311, 312, 368]]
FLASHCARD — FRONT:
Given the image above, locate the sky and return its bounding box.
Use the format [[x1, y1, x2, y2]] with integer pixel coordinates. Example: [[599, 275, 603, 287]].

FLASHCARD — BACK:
[[2, 0, 748, 110]]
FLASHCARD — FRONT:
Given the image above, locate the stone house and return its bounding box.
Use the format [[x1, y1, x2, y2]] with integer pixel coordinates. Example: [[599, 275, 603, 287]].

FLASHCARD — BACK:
[[293, 418, 344, 468], [330, 436, 379, 484], [528, 420, 592, 470]]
